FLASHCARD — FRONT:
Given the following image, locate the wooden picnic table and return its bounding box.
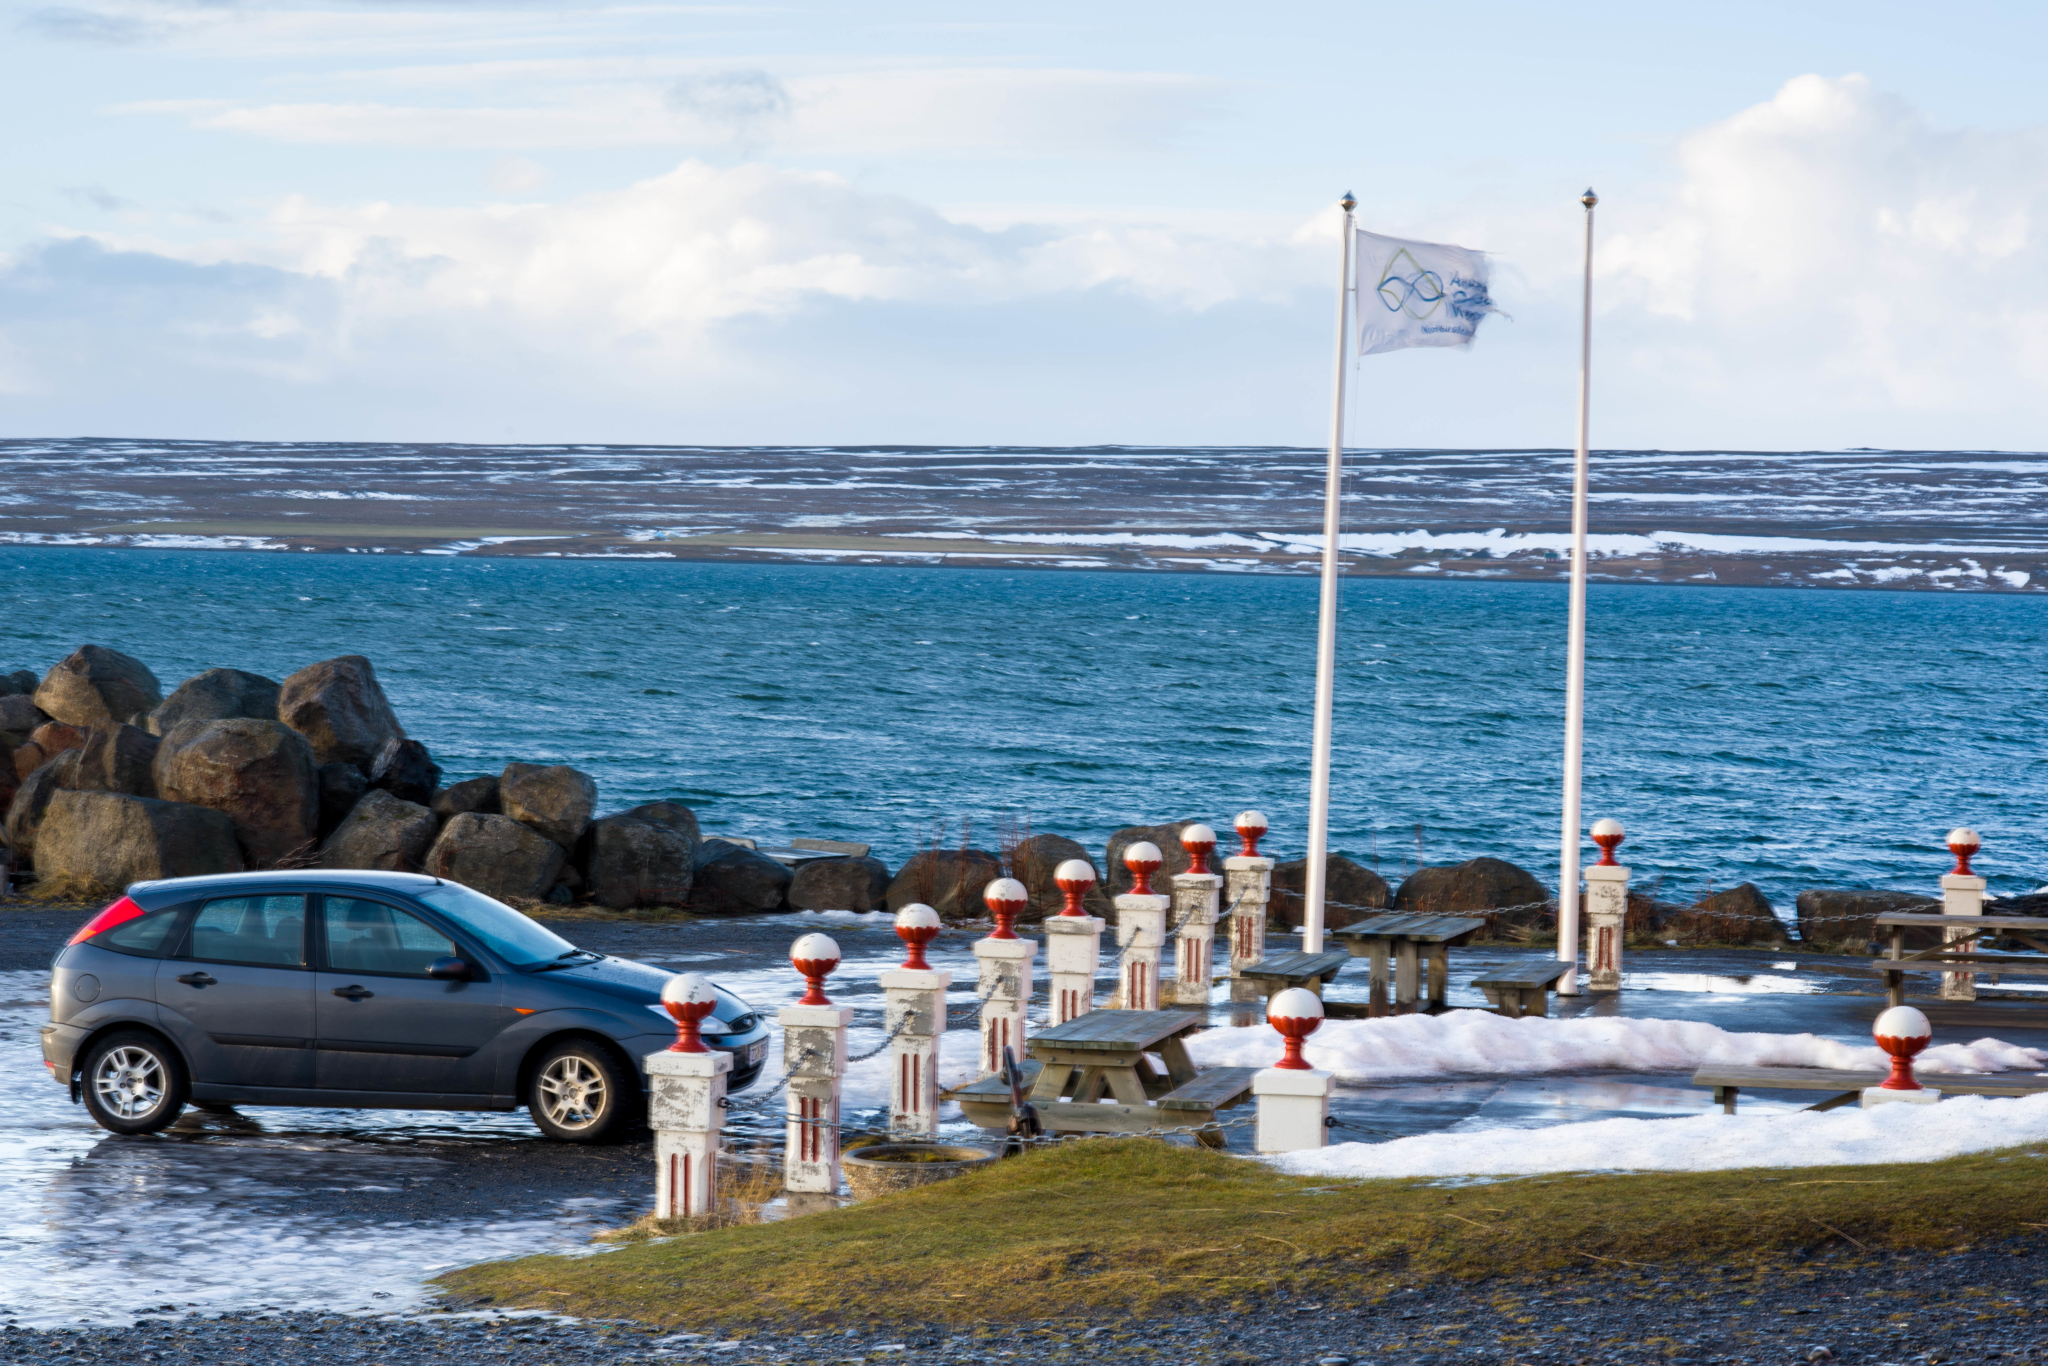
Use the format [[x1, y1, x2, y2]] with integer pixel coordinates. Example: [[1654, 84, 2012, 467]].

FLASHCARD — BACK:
[[1872, 912, 2048, 1006], [1236, 949, 1351, 1004], [1692, 1065, 2048, 1114], [1330, 913, 1489, 1016], [945, 1009, 1257, 1148]]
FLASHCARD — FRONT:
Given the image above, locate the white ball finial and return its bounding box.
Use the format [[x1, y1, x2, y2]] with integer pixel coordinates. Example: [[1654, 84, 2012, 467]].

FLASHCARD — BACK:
[[894, 903, 942, 931], [1234, 810, 1268, 832], [1874, 1005, 1931, 1041], [1267, 987, 1325, 1021], [1590, 817, 1624, 840], [1125, 840, 1163, 866], [983, 877, 1027, 905], [791, 931, 841, 964], [660, 972, 717, 1007], [1053, 858, 1096, 885]]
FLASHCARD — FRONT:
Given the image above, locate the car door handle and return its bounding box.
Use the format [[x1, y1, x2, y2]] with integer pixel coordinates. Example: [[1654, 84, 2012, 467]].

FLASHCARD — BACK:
[[331, 985, 375, 1001], [175, 972, 216, 987]]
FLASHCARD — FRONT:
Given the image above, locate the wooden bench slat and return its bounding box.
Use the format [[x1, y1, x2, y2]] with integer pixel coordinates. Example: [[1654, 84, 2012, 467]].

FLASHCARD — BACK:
[[1156, 1066, 1260, 1109], [944, 1058, 1045, 1101], [1238, 950, 1350, 982], [1875, 913, 2048, 930], [1472, 962, 1575, 989], [1692, 1065, 2048, 1096]]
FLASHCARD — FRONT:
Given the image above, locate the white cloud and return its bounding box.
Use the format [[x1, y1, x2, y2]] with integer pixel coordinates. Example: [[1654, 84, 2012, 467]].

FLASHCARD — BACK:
[[483, 154, 548, 194]]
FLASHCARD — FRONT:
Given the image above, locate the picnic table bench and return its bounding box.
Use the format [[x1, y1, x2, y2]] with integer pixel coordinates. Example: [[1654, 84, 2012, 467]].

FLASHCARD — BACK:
[[1692, 1065, 2048, 1114], [1236, 949, 1351, 1004], [1471, 960, 1576, 1018], [1871, 912, 2048, 1006], [1330, 913, 1489, 1016], [944, 1010, 1255, 1148]]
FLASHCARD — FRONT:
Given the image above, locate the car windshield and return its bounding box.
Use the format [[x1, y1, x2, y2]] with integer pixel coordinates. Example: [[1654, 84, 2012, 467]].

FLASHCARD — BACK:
[[413, 883, 582, 969]]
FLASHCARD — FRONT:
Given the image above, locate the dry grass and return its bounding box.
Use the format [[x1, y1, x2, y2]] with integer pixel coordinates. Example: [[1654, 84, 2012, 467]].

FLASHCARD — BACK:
[[438, 1139, 2048, 1330], [21, 872, 118, 906], [599, 1155, 787, 1240]]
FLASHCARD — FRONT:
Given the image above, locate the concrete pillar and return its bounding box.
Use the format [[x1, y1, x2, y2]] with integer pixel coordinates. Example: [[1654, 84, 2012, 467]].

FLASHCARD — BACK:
[[882, 904, 949, 1140], [1225, 810, 1273, 1003], [649, 972, 730, 1218], [1940, 827, 1984, 1002], [782, 933, 851, 1194], [1171, 823, 1221, 1007], [975, 877, 1036, 1075], [1113, 840, 1168, 1010], [1584, 818, 1629, 994], [1254, 986, 1332, 1153], [1045, 858, 1104, 1025]]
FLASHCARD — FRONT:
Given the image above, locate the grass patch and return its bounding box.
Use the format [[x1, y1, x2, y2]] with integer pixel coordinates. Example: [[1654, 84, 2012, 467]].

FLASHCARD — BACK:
[[438, 1139, 2048, 1328]]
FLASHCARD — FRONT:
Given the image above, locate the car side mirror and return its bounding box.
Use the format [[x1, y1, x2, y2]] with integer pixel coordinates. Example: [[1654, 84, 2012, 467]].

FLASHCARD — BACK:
[[427, 956, 472, 981]]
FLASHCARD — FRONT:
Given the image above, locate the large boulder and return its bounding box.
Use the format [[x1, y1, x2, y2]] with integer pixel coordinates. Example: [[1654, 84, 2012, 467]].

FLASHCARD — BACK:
[[424, 812, 566, 903], [277, 655, 404, 772], [1104, 821, 1215, 898], [1795, 889, 1940, 953], [14, 722, 86, 780], [789, 856, 891, 913], [691, 840, 794, 915], [4, 749, 80, 863], [1675, 882, 1791, 947], [583, 815, 694, 910], [146, 668, 280, 737], [316, 761, 369, 837], [369, 738, 441, 807], [432, 776, 500, 819], [320, 789, 437, 873], [154, 718, 320, 867], [0, 669, 39, 696], [617, 801, 702, 845], [1394, 857, 1552, 921], [1006, 833, 1110, 921], [0, 739, 15, 823], [0, 694, 51, 745], [74, 724, 160, 798], [34, 646, 162, 728], [885, 847, 1003, 918], [1271, 854, 1391, 930], [35, 791, 244, 890], [499, 762, 596, 849]]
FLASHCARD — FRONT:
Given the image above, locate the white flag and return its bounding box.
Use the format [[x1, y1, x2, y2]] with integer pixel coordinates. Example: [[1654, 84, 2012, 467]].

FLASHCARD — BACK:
[[1354, 228, 1497, 356]]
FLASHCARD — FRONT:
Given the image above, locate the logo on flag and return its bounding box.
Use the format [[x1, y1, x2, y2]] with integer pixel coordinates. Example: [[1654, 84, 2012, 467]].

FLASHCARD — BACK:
[[1356, 229, 1497, 356]]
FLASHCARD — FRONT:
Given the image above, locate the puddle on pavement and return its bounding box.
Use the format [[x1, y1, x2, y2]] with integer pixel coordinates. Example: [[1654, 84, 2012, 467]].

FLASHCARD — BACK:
[[1619, 971, 1821, 995]]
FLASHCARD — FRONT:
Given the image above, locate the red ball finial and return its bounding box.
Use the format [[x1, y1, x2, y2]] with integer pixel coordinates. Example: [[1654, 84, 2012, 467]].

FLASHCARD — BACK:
[[1267, 987, 1325, 1070], [983, 877, 1027, 939], [790, 932, 841, 1006], [1946, 827, 1980, 877], [1181, 823, 1217, 877], [1590, 817, 1625, 867], [1234, 809, 1268, 858], [661, 973, 719, 1053], [1124, 841, 1163, 897], [1873, 1005, 1933, 1091], [1053, 859, 1096, 916], [895, 903, 941, 970]]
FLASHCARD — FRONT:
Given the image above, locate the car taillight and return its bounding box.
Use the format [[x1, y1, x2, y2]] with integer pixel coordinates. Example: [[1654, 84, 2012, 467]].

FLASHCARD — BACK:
[[68, 897, 144, 946]]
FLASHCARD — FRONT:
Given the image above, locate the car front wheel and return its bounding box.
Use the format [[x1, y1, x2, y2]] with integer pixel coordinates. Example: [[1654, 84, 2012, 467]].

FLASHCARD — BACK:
[[527, 1040, 637, 1143], [81, 1030, 189, 1135]]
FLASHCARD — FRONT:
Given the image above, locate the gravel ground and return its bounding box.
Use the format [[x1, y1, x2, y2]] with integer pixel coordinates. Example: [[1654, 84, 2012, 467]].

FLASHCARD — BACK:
[[5, 1243, 2043, 1364]]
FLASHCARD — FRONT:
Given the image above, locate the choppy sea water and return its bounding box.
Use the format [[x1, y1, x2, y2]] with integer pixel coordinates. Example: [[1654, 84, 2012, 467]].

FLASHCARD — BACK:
[[6, 547, 2044, 912]]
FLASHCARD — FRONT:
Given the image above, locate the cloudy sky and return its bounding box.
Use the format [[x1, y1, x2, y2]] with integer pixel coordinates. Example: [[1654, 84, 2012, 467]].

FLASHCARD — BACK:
[[3, 0, 2046, 448]]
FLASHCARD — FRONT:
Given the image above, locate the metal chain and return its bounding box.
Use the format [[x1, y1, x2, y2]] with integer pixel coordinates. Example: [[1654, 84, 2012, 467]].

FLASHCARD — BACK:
[[1317, 894, 1952, 930]]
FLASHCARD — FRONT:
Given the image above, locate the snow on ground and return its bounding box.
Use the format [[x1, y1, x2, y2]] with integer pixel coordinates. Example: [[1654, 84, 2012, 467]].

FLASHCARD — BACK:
[[1182, 1010, 2048, 1084], [1268, 1092, 2048, 1179]]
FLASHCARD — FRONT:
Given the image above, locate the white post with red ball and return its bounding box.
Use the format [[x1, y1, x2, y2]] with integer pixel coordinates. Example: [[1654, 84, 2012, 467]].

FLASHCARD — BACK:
[[1171, 824, 1222, 1006], [1225, 811, 1273, 1002], [1584, 818, 1630, 994], [1253, 987, 1334, 1153], [647, 973, 731, 1219], [1940, 828, 1984, 1002], [881, 904, 950, 1140], [1113, 841, 1169, 1010], [781, 933, 852, 1194], [974, 878, 1036, 1076], [1043, 859, 1105, 1025], [1862, 1005, 1941, 1108]]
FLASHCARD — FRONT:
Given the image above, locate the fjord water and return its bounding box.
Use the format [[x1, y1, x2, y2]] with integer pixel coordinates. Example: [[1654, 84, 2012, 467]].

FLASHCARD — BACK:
[[8, 547, 2045, 911]]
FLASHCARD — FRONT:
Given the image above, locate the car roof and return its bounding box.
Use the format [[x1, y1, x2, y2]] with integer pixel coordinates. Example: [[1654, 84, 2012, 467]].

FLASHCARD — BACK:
[[127, 868, 447, 910]]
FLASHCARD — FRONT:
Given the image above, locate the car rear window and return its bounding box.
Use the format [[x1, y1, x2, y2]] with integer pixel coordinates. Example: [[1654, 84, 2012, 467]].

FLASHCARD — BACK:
[[91, 904, 189, 957], [413, 883, 578, 969]]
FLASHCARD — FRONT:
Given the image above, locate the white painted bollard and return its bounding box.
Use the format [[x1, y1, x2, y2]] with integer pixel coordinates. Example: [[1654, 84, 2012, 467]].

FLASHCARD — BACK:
[[1113, 841, 1169, 1010], [1940, 828, 1984, 1002], [1044, 859, 1105, 1024], [1584, 818, 1630, 994], [974, 878, 1036, 1075], [1225, 811, 1273, 1002], [781, 934, 851, 1194], [881, 904, 950, 1139], [1861, 1005, 1941, 1108], [648, 973, 731, 1219], [1253, 987, 1334, 1153], [1171, 823, 1221, 1006]]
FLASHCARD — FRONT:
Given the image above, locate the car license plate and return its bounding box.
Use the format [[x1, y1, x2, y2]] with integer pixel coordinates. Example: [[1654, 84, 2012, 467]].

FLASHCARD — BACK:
[[746, 1039, 766, 1066]]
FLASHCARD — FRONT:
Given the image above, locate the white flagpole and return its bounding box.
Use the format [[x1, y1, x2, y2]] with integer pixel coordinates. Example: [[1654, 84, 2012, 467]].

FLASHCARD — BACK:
[[1556, 187, 1598, 995], [1302, 190, 1356, 955]]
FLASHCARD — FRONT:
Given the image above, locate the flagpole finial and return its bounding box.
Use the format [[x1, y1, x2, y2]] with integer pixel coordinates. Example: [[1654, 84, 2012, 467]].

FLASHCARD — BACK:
[[1340, 191, 1356, 212], [1581, 187, 1598, 209]]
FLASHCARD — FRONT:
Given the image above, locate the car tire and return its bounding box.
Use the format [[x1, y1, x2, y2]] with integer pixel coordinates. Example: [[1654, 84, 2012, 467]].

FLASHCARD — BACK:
[[526, 1039, 638, 1143], [80, 1030, 190, 1135]]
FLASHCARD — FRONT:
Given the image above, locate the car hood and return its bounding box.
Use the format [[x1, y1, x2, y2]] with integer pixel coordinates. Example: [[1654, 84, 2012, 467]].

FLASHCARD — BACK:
[[537, 955, 756, 1027]]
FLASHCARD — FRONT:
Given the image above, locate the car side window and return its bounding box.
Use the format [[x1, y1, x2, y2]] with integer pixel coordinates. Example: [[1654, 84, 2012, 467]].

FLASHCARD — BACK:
[[93, 904, 192, 957], [323, 898, 458, 977], [182, 896, 308, 968]]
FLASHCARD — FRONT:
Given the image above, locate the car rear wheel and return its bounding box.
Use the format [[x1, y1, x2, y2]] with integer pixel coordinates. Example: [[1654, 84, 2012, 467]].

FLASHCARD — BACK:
[[81, 1030, 189, 1135], [527, 1040, 637, 1143]]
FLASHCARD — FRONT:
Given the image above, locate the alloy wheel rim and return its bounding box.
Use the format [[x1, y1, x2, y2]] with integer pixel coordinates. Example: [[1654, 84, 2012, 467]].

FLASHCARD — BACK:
[[537, 1056, 607, 1129], [94, 1046, 165, 1120]]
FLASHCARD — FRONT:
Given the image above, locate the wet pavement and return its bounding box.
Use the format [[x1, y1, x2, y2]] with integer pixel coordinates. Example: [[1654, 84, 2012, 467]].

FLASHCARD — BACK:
[[5, 903, 2048, 1330]]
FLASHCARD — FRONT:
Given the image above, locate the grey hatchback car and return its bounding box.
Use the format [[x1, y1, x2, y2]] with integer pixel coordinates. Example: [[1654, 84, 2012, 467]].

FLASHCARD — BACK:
[[40, 869, 769, 1141]]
